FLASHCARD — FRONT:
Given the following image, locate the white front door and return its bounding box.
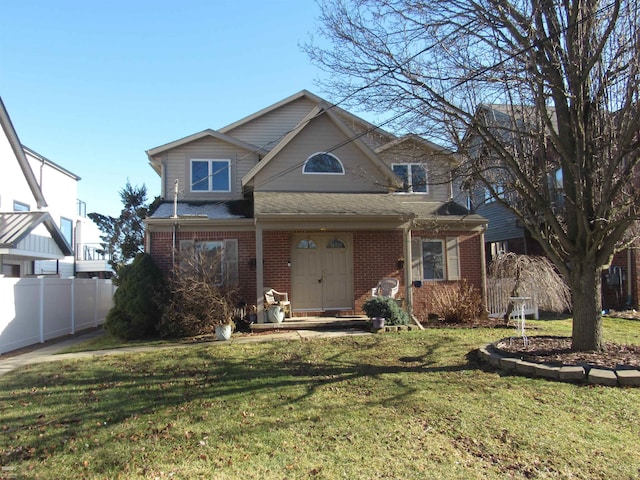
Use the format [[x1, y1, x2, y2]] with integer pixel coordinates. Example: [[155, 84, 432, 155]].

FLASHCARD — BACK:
[[291, 234, 353, 311]]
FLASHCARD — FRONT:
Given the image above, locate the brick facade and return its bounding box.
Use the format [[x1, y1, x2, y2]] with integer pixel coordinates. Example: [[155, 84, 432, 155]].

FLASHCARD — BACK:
[[148, 227, 487, 319], [602, 247, 639, 311]]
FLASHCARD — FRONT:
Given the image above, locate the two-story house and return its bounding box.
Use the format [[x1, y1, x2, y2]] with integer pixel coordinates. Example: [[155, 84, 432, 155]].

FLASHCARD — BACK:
[[0, 97, 111, 278], [144, 91, 488, 320]]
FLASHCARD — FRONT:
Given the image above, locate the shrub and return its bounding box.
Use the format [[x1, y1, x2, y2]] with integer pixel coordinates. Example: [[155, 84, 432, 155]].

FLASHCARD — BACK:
[[157, 246, 238, 338], [362, 296, 410, 325], [104, 253, 167, 340], [430, 280, 484, 324]]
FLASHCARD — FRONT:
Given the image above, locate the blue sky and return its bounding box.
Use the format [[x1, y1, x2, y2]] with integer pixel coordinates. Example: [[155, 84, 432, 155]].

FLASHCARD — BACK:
[[1, 0, 337, 217]]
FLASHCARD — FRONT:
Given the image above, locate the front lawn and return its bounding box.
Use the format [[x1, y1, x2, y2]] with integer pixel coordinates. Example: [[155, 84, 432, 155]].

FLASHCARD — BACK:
[[1, 318, 638, 479]]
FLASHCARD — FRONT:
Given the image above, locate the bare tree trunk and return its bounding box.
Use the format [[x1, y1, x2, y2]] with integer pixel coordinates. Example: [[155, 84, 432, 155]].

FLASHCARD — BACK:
[[569, 260, 604, 351]]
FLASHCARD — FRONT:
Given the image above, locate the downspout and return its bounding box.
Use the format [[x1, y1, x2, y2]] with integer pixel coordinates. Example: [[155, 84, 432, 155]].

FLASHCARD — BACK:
[[404, 220, 424, 330]]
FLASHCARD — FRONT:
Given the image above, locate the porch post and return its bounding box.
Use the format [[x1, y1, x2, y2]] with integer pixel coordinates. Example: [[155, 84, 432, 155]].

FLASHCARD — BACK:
[[255, 222, 265, 323], [404, 224, 413, 316]]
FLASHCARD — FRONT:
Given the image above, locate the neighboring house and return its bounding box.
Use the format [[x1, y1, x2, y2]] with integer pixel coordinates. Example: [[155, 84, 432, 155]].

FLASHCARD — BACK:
[[0, 97, 111, 278], [145, 91, 487, 320], [464, 104, 639, 311]]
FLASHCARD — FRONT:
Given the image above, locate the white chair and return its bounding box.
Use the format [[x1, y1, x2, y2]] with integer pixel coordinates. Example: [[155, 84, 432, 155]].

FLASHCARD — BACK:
[[371, 278, 399, 298], [264, 288, 292, 318]]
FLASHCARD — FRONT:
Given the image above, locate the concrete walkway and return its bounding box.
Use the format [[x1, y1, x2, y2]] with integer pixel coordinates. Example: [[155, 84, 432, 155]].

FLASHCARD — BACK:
[[0, 327, 370, 377]]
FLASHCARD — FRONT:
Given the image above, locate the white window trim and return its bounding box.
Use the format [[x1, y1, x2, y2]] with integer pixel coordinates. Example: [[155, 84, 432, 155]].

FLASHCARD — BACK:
[[179, 239, 238, 286], [302, 152, 345, 175], [392, 163, 428, 194], [411, 236, 460, 281], [190, 159, 232, 193], [421, 239, 445, 280]]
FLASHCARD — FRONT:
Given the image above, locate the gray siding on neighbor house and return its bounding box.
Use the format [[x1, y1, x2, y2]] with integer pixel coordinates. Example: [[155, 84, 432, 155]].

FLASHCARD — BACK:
[[222, 97, 318, 151], [252, 114, 389, 193], [477, 202, 525, 243], [163, 136, 260, 202]]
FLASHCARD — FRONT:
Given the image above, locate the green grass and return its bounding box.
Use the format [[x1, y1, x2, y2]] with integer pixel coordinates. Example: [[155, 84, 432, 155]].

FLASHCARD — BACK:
[[1, 318, 639, 479]]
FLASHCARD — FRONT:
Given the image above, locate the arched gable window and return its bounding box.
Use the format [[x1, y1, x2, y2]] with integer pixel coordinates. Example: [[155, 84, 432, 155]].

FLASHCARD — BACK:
[[303, 152, 345, 174]]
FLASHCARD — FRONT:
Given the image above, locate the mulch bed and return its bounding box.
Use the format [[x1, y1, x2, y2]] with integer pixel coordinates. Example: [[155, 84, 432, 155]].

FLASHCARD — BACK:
[[494, 336, 640, 369]]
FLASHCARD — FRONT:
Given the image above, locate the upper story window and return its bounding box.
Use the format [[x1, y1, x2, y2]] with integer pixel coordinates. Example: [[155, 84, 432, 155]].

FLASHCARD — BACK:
[[191, 159, 231, 192], [392, 163, 428, 193], [484, 184, 505, 203], [303, 152, 344, 174], [13, 200, 30, 211], [60, 217, 73, 248]]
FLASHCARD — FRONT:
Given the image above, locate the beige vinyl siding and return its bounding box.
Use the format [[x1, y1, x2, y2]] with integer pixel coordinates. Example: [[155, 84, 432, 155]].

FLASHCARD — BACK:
[[252, 114, 389, 193], [336, 112, 396, 151], [223, 97, 318, 150], [162, 137, 260, 201], [379, 147, 454, 202]]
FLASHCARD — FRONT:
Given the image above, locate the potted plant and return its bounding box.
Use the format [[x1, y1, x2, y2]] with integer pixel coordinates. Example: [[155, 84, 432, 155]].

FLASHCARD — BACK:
[[362, 296, 394, 330], [362, 296, 410, 330], [215, 319, 235, 341]]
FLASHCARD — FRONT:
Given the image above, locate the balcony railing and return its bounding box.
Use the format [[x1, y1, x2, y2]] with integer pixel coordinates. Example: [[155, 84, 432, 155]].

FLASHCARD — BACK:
[[76, 243, 111, 262]]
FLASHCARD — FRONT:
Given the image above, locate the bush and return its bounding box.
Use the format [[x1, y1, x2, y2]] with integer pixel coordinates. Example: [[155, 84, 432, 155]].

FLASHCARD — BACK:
[[104, 253, 167, 340], [430, 280, 484, 323], [362, 296, 410, 325], [157, 247, 238, 338]]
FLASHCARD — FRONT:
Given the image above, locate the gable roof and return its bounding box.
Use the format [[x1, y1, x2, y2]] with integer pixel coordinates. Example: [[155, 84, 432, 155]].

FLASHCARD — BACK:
[[0, 97, 47, 209], [241, 102, 401, 189], [220, 89, 396, 145], [23, 145, 81, 181], [146, 129, 269, 175], [0, 211, 73, 256]]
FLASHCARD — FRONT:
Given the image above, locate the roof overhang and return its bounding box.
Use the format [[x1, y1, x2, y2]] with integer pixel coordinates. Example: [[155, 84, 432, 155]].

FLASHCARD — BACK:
[[0, 211, 73, 257]]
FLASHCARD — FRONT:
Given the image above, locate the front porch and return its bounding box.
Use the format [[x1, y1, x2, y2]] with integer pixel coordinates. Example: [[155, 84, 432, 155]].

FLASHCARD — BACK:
[[250, 315, 370, 332]]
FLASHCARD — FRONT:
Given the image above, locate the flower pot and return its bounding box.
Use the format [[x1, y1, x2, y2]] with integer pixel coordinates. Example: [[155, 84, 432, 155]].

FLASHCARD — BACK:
[[267, 305, 285, 323], [371, 317, 385, 330], [215, 324, 233, 341]]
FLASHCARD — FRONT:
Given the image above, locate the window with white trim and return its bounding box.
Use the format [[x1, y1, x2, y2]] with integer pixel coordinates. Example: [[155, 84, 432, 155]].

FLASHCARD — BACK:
[[392, 163, 428, 193], [411, 237, 460, 281], [422, 240, 444, 280], [191, 159, 231, 192], [303, 152, 345, 174], [179, 239, 238, 286]]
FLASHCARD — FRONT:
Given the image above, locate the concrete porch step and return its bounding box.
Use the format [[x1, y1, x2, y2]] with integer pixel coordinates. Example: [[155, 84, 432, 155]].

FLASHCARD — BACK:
[[250, 315, 370, 332]]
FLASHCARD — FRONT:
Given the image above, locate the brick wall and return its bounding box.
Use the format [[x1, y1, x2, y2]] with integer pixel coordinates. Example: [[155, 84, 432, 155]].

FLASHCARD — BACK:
[[602, 247, 638, 310], [353, 231, 404, 311], [149, 227, 487, 319], [148, 230, 256, 305], [263, 231, 291, 295]]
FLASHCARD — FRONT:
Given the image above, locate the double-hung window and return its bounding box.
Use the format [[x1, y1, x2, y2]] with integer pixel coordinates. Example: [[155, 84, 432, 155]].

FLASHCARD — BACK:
[[180, 239, 238, 286], [392, 163, 428, 193], [191, 159, 231, 192], [411, 237, 460, 281]]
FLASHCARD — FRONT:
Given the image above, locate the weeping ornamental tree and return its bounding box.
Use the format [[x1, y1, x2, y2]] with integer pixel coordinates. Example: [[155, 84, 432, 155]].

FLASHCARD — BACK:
[[306, 0, 640, 351]]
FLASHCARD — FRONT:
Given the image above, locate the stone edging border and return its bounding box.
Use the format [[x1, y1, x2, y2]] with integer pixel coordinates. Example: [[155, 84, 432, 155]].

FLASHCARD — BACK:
[[477, 342, 640, 388]]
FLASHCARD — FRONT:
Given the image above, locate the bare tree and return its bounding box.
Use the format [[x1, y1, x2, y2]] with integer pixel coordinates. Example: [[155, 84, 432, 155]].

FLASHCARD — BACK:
[[158, 245, 238, 338], [306, 0, 640, 351]]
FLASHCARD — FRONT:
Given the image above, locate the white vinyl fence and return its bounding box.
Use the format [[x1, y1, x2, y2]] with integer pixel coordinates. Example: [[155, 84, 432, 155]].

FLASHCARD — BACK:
[[486, 280, 539, 319], [0, 277, 115, 354]]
